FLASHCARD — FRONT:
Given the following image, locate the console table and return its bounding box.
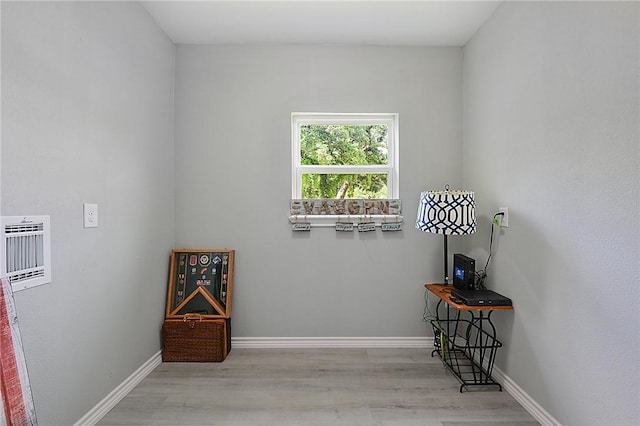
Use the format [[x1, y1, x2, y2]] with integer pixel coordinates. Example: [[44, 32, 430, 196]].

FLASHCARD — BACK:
[[425, 284, 512, 392]]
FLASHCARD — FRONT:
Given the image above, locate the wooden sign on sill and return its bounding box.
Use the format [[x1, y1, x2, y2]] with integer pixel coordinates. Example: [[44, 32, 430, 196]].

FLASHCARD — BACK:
[[290, 199, 402, 216]]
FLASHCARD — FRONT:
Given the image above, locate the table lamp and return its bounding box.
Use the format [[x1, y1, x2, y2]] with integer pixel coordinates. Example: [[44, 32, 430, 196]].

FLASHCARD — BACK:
[[416, 186, 476, 284]]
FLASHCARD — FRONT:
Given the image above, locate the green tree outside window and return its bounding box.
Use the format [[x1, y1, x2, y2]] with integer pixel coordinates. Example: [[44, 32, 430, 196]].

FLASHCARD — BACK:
[[300, 124, 389, 198]]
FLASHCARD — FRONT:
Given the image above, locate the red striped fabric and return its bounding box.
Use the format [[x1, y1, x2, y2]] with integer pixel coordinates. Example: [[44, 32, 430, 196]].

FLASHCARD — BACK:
[[1, 278, 37, 426]]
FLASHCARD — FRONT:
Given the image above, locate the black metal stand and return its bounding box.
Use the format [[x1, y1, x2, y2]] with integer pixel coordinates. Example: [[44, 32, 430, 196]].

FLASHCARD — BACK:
[[430, 298, 503, 392]]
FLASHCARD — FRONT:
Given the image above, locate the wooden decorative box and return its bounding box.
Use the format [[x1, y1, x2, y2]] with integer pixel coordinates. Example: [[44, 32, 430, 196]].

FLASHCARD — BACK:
[[165, 249, 234, 319], [162, 316, 230, 362]]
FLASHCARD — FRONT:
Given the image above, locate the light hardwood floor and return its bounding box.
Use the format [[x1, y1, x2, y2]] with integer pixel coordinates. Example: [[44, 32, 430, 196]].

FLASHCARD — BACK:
[[98, 348, 539, 426]]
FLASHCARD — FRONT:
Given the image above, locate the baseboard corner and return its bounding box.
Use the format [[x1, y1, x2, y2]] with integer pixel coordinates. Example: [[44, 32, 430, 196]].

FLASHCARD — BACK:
[[492, 366, 561, 426], [73, 350, 161, 426]]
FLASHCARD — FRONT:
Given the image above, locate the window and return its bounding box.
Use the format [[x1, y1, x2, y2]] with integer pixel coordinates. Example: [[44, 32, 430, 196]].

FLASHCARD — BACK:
[[290, 113, 402, 228], [291, 113, 399, 199]]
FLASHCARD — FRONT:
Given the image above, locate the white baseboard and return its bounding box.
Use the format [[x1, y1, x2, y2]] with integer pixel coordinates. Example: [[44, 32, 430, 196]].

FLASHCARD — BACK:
[[231, 336, 432, 348], [491, 365, 561, 426], [73, 350, 162, 426]]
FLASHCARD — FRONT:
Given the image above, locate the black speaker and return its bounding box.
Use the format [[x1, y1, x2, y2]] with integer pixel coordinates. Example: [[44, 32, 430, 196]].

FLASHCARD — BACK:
[[453, 254, 475, 290]]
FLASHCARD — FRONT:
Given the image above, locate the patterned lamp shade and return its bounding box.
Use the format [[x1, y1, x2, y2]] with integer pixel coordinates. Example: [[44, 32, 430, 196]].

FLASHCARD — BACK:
[[416, 190, 476, 235]]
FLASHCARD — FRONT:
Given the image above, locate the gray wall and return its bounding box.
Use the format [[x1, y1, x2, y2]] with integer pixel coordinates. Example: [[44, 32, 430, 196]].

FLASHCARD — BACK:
[[463, 2, 639, 425], [1, 2, 175, 424], [173, 45, 463, 337]]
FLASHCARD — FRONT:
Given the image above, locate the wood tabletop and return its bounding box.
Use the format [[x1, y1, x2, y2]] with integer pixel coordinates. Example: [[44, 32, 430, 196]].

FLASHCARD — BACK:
[[425, 284, 513, 311]]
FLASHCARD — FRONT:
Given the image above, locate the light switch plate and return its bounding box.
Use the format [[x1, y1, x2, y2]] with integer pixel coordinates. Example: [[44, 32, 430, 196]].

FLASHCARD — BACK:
[[84, 203, 98, 228]]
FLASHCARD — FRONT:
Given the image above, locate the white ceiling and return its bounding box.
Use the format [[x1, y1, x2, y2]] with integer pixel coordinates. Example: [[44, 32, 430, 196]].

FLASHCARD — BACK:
[[142, 1, 502, 46]]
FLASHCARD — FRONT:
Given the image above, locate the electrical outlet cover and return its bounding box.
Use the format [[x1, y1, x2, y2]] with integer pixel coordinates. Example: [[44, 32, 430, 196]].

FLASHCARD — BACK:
[[498, 207, 509, 227]]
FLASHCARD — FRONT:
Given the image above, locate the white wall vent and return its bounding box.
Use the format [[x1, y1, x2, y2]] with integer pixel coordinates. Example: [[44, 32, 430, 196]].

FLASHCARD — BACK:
[[1, 215, 51, 292]]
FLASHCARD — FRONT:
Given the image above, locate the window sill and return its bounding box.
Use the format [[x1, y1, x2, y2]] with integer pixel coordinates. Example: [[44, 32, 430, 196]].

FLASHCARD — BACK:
[[288, 215, 404, 228]]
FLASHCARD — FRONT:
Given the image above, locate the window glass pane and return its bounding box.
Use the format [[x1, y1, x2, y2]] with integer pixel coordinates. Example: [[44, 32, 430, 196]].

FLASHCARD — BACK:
[[300, 124, 388, 166], [301, 173, 388, 199]]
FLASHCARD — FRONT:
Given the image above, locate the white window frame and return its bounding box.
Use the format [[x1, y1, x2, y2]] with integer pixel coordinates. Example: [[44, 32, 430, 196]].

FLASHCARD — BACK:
[[290, 113, 401, 227], [291, 112, 399, 199]]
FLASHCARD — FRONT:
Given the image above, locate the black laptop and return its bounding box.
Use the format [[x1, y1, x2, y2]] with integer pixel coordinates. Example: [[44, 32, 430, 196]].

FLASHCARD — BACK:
[[450, 289, 512, 306]]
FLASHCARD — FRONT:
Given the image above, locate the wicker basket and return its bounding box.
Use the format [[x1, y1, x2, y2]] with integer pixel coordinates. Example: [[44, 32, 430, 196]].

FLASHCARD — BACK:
[[162, 315, 230, 362]]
